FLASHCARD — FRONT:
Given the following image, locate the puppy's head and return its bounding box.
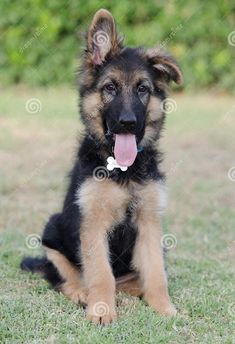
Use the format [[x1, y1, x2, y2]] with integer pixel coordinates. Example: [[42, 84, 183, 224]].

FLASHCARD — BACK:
[[79, 9, 183, 166]]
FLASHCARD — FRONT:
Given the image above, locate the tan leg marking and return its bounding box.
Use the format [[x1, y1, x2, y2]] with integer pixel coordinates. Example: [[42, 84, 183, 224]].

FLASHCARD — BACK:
[[132, 181, 177, 316], [77, 178, 130, 324], [45, 248, 87, 305]]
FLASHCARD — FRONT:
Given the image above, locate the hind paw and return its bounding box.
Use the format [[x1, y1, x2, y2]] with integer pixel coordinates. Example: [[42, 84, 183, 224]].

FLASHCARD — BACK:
[[60, 282, 88, 305]]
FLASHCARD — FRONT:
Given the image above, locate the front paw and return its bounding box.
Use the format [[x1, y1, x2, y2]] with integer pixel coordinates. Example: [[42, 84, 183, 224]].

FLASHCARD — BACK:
[[86, 300, 117, 325]]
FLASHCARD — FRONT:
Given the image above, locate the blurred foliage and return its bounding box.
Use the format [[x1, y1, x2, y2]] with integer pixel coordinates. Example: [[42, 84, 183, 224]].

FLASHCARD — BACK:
[[0, 0, 234, 91]]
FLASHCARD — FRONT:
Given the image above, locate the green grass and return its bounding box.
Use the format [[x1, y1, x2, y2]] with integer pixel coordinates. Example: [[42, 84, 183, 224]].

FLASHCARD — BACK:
[[0, 86, 235, 343]]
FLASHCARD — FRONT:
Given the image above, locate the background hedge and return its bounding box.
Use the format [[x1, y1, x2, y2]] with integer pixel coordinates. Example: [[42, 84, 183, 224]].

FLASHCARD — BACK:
[[1, 0, 234, 91]]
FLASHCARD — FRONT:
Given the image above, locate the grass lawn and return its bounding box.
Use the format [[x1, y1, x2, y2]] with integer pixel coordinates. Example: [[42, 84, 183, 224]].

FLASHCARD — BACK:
[[0, 86, 235, 343]]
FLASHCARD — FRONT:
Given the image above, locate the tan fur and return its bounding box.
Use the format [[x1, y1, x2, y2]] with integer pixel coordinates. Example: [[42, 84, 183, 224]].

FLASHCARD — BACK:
[[79, 68, 96, 89], [140, 119, 162, 147], [116, 272, 142, 297], [140, 95, 164, 147], [146, 47, 183, 85], [147, 96, 163, 121], [45, 248, 87, 305], [132, 181, 177, 316], [76, 178, 130, 324], [81, 92, 104, 138]]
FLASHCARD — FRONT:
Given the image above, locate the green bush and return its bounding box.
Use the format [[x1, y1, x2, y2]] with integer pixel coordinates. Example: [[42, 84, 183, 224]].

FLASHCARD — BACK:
[[0, 0, 234, 91]]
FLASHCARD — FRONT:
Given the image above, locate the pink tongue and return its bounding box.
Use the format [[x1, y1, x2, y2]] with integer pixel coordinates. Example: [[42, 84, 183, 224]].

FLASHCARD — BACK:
[[114, 134, 137, 167]]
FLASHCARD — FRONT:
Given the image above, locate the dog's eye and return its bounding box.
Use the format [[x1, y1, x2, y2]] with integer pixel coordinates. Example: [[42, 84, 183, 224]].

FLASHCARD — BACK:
[[137, 85, 149, 94], [104, 83, 116, 93]]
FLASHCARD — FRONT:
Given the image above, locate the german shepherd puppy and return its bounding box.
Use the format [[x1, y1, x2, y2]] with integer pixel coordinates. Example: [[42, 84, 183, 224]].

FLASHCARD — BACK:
[[21, 9, 183, 324]]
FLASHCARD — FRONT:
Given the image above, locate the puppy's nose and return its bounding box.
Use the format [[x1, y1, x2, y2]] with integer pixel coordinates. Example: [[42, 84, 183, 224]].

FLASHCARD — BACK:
[[119, 112, 137, 130]]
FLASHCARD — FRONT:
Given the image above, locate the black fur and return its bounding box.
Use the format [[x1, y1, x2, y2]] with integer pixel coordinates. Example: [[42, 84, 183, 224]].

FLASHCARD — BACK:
[[21, 256, 63, 288]]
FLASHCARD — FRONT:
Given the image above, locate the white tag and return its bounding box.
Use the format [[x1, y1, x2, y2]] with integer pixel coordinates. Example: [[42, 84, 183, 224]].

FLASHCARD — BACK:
[[106, 156, 128, 171]]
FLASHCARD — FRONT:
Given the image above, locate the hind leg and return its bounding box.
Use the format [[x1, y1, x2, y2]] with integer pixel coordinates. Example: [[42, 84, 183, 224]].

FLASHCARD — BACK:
[[45, 248, 88, 305], [116, 273, 142, 297]]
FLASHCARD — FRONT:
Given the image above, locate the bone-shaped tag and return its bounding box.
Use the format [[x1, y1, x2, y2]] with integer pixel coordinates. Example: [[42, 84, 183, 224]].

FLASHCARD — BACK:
[[106, 156, 128, 171]]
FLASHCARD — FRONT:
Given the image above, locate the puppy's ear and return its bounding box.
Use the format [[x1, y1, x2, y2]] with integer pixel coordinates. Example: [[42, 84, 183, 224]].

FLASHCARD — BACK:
[[86, 9, 122, 65], [146, 47, 183, 85]]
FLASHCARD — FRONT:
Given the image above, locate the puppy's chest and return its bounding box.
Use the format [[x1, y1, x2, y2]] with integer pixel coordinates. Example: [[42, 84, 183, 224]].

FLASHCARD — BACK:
[[76, 178, 167, 228], [124, 180, 167, 223], [120, 182, 155, 224], [125, 193, 141, 223]]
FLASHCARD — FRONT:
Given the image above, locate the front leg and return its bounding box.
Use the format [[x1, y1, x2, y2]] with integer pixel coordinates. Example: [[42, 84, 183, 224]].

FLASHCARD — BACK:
[[132, 181, 177, 316], [77, 178, 130, 324], [81, 230, 116, 324]]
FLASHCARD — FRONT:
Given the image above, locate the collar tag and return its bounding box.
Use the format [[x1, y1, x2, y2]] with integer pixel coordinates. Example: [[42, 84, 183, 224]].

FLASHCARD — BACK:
[[106, 156, 128, 171]]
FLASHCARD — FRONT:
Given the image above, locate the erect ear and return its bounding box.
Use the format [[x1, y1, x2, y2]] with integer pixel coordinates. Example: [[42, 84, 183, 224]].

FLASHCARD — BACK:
[[87, 9, 122, 66], [146, 47, 183, 85]]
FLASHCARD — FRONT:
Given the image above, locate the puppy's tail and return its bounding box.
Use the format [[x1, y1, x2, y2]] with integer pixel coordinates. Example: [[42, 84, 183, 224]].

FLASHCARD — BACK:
[[20, 256, 63, 288], [21, 256, 48, 273]]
